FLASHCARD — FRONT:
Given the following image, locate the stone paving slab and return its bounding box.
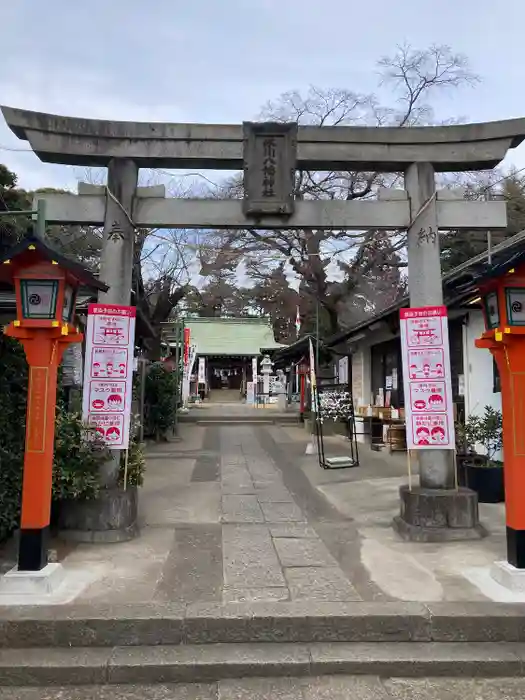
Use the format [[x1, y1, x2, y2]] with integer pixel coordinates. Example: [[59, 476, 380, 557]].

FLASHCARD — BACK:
[[0, 685, 217, 700], [7, 678, 525, 700], [255, 487, 294, 503], [222, 526, 286, 589], [269, 525, 318, 539], [284, 567, 361, 602], [218, 675, 390, 699], [273, 538, 337, 568], [155, 525, 222, 605], [222, 587, 290, 604], [221, 496, 264, 523], [260, 502, 306, 524], [383, 677, 523, 699]]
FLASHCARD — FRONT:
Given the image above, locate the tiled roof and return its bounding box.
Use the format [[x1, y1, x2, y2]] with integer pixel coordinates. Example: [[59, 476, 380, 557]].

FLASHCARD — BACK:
[[166, 317, 285, 356]]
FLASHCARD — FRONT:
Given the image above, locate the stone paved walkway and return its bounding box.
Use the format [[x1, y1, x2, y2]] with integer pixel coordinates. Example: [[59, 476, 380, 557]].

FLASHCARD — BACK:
[[13, 418, 507, 605], [55, 422, 378, 605], [218, 426, 360, 604]]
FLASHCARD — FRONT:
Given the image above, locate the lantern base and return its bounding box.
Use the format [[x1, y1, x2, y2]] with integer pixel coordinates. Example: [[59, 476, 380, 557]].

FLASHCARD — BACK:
[[491, 560, 525, 592], [18, 526, 49, 572], [506, 527, 525, 569], [0, 563, 64, 598]]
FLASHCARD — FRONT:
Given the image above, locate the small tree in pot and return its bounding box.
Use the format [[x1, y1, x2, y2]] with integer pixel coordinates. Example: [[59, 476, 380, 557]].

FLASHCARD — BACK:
[[457, 406, 504, 503]]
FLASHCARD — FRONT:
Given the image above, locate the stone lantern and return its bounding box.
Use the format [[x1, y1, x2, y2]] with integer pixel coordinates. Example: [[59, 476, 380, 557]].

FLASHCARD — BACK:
[[260, 354, 273, 400]]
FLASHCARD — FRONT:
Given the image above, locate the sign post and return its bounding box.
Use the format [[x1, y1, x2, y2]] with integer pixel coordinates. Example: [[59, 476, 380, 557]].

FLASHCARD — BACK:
[[82, 304, 136, 449], [400, 307, 455, 450]]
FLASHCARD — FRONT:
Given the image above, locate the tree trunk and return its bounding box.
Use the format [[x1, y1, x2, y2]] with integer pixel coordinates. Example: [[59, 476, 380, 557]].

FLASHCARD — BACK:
[[146, 327, 163, 362]]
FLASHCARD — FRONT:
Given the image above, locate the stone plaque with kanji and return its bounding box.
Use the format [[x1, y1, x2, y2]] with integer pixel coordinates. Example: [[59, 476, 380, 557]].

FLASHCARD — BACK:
[[243, 122, 297, 217]]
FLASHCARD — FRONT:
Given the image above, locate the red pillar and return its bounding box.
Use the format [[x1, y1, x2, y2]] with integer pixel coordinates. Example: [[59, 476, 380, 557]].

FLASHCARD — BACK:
[[5, 327, 82, 570], [476, 333, 525, 567]]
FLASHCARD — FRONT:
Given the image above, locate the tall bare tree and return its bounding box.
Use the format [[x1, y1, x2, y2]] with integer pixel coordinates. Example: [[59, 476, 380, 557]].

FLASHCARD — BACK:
[[200, 44, 479, 335]]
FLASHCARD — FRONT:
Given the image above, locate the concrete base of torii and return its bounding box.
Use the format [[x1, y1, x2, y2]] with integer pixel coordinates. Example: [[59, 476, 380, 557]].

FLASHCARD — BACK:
[[393, 485, 487, 542]]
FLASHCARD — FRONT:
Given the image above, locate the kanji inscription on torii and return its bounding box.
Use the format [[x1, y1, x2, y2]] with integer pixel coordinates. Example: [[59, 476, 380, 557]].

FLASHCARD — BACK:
[[243, 121, 297, 217]]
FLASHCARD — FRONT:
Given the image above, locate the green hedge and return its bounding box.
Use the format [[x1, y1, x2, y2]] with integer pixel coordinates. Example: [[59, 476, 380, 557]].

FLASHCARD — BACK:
[[0, 336, 28, 541], [144, 362, 177, 439]]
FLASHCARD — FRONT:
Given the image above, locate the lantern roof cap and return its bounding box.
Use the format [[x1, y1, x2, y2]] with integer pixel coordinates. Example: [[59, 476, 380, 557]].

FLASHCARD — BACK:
[[0, 233, 109, 292]]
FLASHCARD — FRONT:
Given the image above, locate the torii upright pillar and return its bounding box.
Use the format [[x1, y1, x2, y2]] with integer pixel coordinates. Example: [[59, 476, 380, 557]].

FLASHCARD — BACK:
[[393, 162, 484, 542]]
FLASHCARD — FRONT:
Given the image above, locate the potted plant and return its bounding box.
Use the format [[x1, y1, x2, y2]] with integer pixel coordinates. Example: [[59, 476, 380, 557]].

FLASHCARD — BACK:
[[54, 409, 146, 542], [457, 406, 504, 503]]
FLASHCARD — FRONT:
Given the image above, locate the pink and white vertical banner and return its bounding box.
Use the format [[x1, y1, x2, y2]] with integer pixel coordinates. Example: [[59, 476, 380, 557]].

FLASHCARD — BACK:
[[82, 303, 136, 449], [400, 306, 455, 450]]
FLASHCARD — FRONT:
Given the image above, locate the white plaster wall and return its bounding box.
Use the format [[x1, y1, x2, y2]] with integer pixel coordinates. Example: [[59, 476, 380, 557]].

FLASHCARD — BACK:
[[463, 310, 502, 418], [351, 345, 372, 407], [463, 309, 502, 460]]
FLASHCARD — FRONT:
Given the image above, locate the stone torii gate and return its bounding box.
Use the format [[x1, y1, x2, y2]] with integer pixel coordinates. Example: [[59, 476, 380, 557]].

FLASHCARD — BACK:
[[3, 105, 525, 541]]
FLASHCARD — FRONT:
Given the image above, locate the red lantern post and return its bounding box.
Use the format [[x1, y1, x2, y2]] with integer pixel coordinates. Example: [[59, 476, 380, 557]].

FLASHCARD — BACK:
[[0, 236, 107, 571]]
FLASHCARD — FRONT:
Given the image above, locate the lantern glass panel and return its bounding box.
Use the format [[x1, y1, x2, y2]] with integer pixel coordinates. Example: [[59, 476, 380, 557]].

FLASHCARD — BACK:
[[20, 279, 59, 319], [484, 292, 500, 330], [62, 285, 75, 322], [506, 288, 525, 326]]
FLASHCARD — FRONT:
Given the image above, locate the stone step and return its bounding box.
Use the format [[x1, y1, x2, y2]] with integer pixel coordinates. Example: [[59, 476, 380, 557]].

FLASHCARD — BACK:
[[5, 677, 525, 700], [1, 602, 524, 648], [178, 412, 299, 425], [0, 642, 523, 686], [197, 419, 277, 425]]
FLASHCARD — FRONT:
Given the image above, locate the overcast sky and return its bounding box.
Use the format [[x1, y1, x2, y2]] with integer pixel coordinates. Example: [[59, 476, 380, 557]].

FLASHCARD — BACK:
[[1, 0, 525, 192]]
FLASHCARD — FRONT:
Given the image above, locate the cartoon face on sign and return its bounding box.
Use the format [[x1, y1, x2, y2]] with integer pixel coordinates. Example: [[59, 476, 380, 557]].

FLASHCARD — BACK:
[[428, 393, 444, 407], [416, 427, 430, 445], [409, 381, 446, 413], [412, 415, 450, 447], [89, 381, 126, 412], [431, 426, 446, 443], [107, 393, 123, 408], [408, 349, 445, 380], [106, 426, 121, 442]]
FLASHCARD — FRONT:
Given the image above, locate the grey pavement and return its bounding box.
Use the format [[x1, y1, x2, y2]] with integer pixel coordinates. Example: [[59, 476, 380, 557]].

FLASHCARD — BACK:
[[56, 421, 368, 605], [19, 415, 511, 605], [5, 677, 525, 699]]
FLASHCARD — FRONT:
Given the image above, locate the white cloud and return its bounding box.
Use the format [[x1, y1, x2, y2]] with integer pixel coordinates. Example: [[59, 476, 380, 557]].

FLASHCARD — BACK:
[[2, 0, 525, 190]]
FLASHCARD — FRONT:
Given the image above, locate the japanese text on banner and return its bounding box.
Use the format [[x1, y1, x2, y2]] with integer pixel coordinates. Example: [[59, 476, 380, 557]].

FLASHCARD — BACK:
[[82, 304, 136, 450], [400, 306, 455, 450]]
